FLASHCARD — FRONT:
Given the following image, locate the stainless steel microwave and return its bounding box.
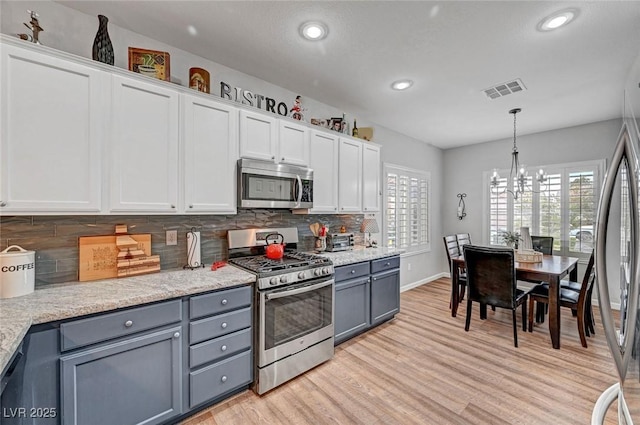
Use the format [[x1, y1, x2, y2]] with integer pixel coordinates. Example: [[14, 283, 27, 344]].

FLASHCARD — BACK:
[[238, 158, 313, 209]]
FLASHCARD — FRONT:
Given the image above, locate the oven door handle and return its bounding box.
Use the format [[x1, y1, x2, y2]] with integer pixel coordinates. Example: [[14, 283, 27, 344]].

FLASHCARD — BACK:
[[266, 279, 333, 300]]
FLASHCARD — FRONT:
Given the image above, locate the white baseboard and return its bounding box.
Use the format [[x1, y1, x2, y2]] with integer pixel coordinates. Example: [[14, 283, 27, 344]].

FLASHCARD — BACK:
[[401, 272, 449, 292]]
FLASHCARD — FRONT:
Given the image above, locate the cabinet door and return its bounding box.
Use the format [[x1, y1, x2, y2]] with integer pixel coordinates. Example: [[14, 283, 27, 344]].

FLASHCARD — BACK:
[[335, 277, 370, 345], [0, 44, 106, 213], [278, 120, 309, 166], [362, 144, 381, 212], [338, 138, 363, 212], [60, 326, 182, 425], [110, 75, 179, 213], [239, 110, 277, 162], [370, 269, 400, 326], [309, 130, 339, 213], [182, 94, 239, 213]]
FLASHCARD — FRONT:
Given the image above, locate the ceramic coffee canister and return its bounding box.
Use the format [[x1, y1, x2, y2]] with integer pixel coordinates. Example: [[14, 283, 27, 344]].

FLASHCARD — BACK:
[[92, 15, 114, 65]]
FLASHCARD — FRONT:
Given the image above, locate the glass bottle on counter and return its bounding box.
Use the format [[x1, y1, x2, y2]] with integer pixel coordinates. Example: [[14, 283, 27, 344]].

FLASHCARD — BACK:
[[352, 119, 359, 138]]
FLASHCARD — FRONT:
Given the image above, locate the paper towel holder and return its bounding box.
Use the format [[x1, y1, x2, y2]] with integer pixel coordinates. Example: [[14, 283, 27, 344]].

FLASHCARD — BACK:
[[184, 227, 205, 270], [457, 193, 467, 220]]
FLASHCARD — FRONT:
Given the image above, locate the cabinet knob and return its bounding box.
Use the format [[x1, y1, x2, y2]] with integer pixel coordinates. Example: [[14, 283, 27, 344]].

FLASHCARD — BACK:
[[189, 204, 193, 209], [221, 299, 228, 305], [364, 208, 367, 211], [221, 376, 228, 383], [221, 345, 227, 351], [221, 322, 228, 329], [334, 207, 337, 211], [174, 332, 180, 339], [0, 201, 6, 207], [124, 320, 133, 327], [271, 156, 275, 160], [282, 157, 285, 161], [373, 277, 377, 281], [386, 262, 390, 266], [350, 270, 356, 274], [171, 204, 176, 209]]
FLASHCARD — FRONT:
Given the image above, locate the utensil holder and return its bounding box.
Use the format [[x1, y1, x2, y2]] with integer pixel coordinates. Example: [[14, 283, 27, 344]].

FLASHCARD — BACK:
[[315, 236, 327, 252]]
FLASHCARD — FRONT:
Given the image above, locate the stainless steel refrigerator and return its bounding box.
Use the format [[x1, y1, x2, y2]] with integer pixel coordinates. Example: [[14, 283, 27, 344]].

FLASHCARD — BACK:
[[593, 53, 640, 424]]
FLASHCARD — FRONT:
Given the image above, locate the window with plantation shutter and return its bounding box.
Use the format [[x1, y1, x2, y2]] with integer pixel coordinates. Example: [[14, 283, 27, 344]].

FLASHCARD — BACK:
[[486, 160, 603, 258], [384, 164, 431, 253]]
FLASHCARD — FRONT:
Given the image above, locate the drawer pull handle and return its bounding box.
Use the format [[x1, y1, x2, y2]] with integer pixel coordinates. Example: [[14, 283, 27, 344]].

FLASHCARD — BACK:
[[221, 322, 228, 329], [221, 375, 228, 383], [221, 345, 227, 351], [124, 320, 133, 328], [174, 332, 180, 339], [221, 299, 228, 305], [0, 201, 6, 207]]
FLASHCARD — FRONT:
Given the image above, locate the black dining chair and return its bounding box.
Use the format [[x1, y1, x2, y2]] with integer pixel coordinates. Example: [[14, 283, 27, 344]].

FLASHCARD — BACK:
[[444, 235, 466, 302], [527, 250, 595, 347], [531, 236, 553, 255], [463, 245, 533, 347]]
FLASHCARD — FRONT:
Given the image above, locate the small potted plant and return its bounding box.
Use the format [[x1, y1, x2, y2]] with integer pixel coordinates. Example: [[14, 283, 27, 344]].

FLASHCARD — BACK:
[[501, 230, 521, 249]]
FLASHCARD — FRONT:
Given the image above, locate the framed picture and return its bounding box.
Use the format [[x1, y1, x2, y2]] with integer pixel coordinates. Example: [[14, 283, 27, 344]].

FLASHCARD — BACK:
[[128, 47, 171, 81], [330, 117, 343, 132]]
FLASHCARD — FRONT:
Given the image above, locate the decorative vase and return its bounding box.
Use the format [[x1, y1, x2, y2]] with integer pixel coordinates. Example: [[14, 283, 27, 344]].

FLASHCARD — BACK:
[[519, 226, 533, 251], [92, 15, 114, 65]]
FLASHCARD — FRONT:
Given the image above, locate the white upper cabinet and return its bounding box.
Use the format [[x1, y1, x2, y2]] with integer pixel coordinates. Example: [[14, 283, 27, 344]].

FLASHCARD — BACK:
[[182, 94, 239, 214], [278, 120, 310, 166], [239, 110, 278, 162], [338, 138, 363, 213], [309, 130, 339, 213], [0, 43, 107, 213], [110, 75, 179, 213], [362, 143, 381, 212]]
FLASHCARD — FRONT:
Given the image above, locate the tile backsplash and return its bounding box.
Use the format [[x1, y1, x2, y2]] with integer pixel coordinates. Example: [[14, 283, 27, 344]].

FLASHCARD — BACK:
[[0, 210, 364, 286]]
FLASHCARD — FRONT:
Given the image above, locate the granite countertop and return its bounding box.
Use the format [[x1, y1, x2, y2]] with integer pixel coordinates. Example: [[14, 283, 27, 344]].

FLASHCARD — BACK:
[[0, 248, 403, 375], [316, 246, 405, 266], [0, 265, 256, 374]]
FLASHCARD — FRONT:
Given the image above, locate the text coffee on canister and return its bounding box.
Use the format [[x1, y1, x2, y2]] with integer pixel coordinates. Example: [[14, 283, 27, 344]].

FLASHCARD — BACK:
[[0, 245, 35, 298]]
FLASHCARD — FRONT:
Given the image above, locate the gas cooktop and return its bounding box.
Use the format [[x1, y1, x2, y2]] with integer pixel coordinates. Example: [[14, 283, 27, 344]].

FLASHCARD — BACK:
[[229, 251, 331, 274]]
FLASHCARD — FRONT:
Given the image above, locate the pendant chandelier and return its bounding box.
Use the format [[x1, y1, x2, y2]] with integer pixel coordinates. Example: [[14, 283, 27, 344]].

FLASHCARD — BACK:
[[490, 108, 547, 200]]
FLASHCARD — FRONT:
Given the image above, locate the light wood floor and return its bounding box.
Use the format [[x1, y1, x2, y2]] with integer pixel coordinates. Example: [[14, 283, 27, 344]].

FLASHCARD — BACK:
[[181, 278, 619, 425]]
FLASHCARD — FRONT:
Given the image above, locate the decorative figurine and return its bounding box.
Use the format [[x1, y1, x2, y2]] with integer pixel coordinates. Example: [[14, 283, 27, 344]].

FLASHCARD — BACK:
[[18, 10, 43, 44], [289, 95, 305, 121]]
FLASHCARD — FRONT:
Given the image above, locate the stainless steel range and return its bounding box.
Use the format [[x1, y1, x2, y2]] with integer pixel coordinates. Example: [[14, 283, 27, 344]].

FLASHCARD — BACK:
[[227, 228, 334, 395]]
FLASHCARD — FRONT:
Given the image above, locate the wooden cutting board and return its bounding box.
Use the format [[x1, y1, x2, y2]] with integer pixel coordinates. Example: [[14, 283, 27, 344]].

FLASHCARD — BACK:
[[79, 234, 152, 281]]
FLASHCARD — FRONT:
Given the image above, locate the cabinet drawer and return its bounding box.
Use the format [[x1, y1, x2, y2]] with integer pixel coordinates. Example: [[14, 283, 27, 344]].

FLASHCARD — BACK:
[[190, 286, 252, 320], [371, 256, 400, 274], [190, 307, 252, 345], [60, 299, 182, 352], [334, 262, 369, 282], [190, 328, 251, 369], [189, 350, 252, 408]]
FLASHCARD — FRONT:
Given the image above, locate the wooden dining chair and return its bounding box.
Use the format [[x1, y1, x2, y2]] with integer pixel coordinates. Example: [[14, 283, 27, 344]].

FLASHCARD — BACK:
[[444, 235, 466, 302], [456, 233, 471, 250], [531, 236, 553, 255], [527, 251, 595, 347], [463, 245, 533, 347]]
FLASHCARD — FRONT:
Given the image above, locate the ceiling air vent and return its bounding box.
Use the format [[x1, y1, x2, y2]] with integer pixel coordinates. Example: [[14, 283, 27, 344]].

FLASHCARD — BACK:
[[483, 79, 526, 100]]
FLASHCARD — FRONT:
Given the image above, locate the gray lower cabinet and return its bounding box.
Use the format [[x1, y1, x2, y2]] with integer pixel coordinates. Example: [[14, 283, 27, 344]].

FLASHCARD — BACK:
[[187, 286, 252, 409], [334, 276, 370, 345], [60, 325, 183, 425], [334, 255, 400, 345]]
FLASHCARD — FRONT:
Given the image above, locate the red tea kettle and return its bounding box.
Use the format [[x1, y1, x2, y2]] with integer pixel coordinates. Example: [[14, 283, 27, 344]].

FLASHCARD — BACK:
[[265, 233, 285, 260]]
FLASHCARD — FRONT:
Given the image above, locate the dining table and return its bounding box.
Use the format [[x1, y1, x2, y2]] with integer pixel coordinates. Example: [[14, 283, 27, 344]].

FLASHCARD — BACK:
[[450, 253, 579, 349]]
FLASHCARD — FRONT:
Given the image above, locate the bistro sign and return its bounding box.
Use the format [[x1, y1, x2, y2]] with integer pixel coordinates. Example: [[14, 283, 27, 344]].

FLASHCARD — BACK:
[[220, 81, 290, 117]]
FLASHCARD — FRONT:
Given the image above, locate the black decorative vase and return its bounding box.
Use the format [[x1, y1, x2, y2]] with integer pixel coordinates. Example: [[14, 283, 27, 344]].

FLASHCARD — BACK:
[[92, 15, 114, 65]]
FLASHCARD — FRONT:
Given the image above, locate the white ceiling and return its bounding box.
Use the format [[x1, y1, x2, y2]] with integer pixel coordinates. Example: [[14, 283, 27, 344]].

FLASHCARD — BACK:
[[56, 1, 640, 149]]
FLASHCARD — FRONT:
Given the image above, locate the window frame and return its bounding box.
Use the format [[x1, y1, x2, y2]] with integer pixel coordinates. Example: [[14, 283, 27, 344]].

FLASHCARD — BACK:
[[383, 163, 431, 254], [482, 159, 605, 258]]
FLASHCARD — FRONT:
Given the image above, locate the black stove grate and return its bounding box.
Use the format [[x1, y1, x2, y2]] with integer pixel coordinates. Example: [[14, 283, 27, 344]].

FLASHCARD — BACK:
[[229, 251, 330, 274]]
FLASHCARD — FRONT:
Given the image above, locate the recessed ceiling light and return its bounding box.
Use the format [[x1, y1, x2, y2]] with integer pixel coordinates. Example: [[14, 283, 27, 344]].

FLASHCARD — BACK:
[[391, 80, 413, 91], [299, 21, 328, 41], [538, 9, 578, 31]]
